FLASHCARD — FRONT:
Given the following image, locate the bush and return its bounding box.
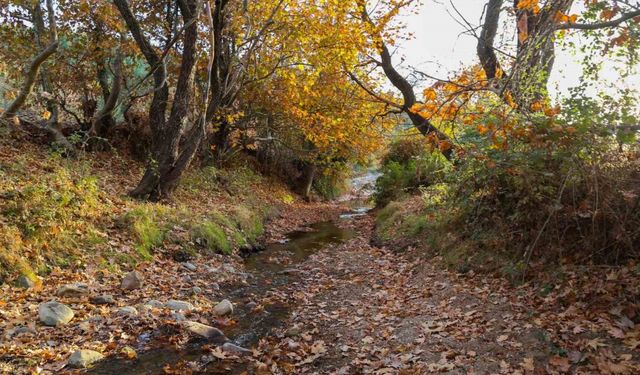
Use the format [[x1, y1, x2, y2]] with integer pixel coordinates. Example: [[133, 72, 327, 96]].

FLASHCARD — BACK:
[[374, 139, 449, 206]]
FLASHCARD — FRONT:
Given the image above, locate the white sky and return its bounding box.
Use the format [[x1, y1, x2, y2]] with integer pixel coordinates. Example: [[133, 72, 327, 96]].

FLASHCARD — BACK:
[[397, 0, 640, 101]]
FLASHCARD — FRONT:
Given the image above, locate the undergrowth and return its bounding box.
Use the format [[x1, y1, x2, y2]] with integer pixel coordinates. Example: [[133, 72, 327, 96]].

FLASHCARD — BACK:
[[0, 140, 285, 281]]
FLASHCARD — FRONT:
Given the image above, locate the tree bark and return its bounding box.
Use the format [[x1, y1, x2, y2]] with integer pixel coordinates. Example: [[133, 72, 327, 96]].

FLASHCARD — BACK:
[[114, 0, 202, 201]]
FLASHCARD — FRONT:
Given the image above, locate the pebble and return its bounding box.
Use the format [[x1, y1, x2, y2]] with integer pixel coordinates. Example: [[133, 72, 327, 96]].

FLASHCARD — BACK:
[[183, 262, 197, 271], [38, 301, 74, 326], [117, 306, 138, 316], [68, 350, 104, 368], [182, 321, 227, 341], [91, 295, 115, 305], [165, 299, 195, 311], [213, 299, 233, 316], [222, 342, 251, 355], [15, 275, 36, 289], [56, 282, 90, 297], [121, 271, 143, 290]]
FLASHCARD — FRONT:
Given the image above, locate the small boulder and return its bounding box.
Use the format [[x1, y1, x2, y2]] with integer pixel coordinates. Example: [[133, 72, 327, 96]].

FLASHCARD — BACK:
[[182, 262, 197, 271], [38, 301, 74, 326], [182, 321, 227, 341], [15, 275, 36, 289], [117, 306, 138, 316], [121, 271, 142, 290], [171, 312, 186, 322], [91, 295, 115, 305], [56, 283, 90, 297], [222, 264, 236, 273], [285, 325, 302, 337], [6, 326, 36, 339], [68, 349, 104, 368], [143, 299, 165, 309], [213, 299, 233, 316], [222, 342, 251, 355], [165, 300, 195, 312]]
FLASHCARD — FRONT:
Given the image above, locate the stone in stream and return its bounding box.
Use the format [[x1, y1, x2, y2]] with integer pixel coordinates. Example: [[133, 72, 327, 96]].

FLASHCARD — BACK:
[[56, 282, 90, 297], [120, 271, 142, 290], [182, 321, 227, 341], [212, 299, 233, 316], [91, 294, 115, 305], [68, 349, 104, 368], [15, 275, 36, 289], [165, 300, 195, 312], [39, 301, 74, 326], [222, 342, 252, 355]]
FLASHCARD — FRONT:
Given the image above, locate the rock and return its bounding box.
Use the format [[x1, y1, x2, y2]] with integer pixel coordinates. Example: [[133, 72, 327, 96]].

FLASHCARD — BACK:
[[182, 262, 197, 271], [165, 300, 195, 312], [15, 275, 36, 289], [68, 350, 104, 368], [91, 294, 115, 305], [6, 326, 36, 339], [213, 299, 233, 316], [143, 299, 165, 309], [121, 271, 142, 290], [171, 312, 186, 322], [210, 282, 220, 291], [285, 325, 302, 337], [245, 301, 257, 310], [191, 286, 202, 295], [183, 321, 227, 341], [38, 301, 74, 326], [221, 342, 251, 355], [56, 282, 90, 297], [117, 306, 138, 316], [222, 264, 236, 273]]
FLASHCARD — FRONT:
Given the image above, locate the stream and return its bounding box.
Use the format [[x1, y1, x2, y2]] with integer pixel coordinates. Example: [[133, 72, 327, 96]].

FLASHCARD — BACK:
[[89, 169, 379, 374], [89, 217, 358, 374]]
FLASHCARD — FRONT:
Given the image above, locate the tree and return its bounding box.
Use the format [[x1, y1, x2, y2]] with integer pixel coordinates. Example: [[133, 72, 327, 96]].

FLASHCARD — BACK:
[[113, 0, 203, 200], [477, 0, 640, 109]]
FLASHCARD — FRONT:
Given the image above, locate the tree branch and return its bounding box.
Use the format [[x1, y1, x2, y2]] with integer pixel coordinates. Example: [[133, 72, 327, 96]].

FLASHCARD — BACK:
[[556, 10, 640, 30]]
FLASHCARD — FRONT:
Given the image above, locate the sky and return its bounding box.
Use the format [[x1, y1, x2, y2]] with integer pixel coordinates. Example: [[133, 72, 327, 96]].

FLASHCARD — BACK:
[[397, 0, 640, 101]]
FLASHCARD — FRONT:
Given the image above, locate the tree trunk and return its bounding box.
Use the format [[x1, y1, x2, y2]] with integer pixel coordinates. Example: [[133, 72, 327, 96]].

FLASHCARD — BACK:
[[302, 163, 317, 201], [114, 0, 202, 201], [87, 52, 123, 149]]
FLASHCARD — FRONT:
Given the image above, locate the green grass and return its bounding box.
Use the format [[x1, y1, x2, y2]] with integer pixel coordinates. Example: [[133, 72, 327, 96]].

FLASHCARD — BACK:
[[123, 206, 168, 260], [192, 221, 231, 254]]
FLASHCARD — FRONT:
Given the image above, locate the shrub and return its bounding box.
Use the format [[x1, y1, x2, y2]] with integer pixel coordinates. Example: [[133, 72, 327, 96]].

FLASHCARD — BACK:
[[374, 139, 449, 206]]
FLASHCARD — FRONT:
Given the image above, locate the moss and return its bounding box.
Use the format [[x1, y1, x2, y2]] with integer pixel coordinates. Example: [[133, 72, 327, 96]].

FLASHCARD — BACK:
[[192, 221, 231, 254]]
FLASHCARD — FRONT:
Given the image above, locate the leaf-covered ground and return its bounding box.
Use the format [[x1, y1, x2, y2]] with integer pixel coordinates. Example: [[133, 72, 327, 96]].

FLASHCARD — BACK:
[[221, 216, 640, 374], [2, 198, 639, 374]]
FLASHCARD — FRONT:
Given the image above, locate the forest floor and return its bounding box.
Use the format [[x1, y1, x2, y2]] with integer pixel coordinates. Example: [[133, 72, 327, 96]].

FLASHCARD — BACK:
[[186, 214, 639, 375], [0, 138, 638, 374]]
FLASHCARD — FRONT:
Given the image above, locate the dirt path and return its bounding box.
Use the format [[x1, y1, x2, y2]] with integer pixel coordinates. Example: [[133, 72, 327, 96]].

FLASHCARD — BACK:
[[237, 215, 639, 374]]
